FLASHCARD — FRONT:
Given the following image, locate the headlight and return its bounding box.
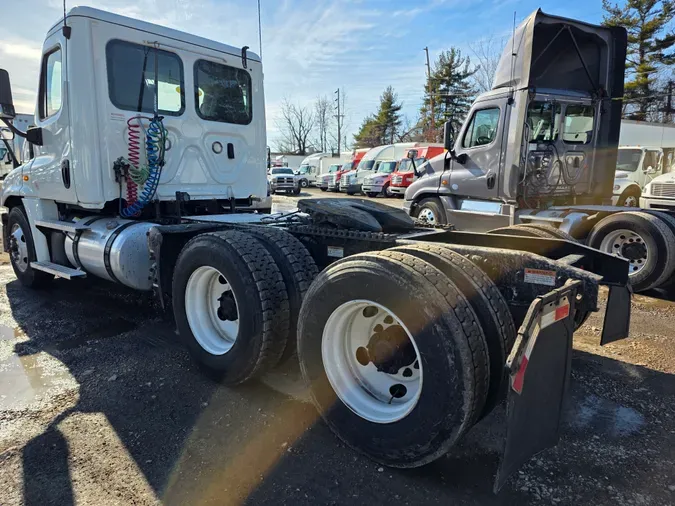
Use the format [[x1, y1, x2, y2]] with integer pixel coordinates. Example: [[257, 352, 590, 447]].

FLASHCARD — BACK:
[[613, 184, 621, 191], [643, 183, 652, 196]]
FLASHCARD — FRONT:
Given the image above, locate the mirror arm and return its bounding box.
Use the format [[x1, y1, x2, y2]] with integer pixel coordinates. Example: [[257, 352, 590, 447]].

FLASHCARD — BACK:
[[1, 117, 27, 139], [1, 137, 19, 169], [411, 157, 419, 177]]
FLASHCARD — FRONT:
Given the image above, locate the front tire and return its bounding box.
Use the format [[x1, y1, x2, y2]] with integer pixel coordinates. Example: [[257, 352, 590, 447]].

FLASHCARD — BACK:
[[366, 192, 378, 198], [414, 198, 447, 226], [617, 188, 641, 207], [7, 206, 53, 288], [298, 250, 489, 468], [173, 230, 290, 384]]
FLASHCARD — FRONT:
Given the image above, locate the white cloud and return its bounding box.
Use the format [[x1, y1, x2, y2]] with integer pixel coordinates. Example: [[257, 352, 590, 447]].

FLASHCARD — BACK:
[[0, 41, 43, 60]]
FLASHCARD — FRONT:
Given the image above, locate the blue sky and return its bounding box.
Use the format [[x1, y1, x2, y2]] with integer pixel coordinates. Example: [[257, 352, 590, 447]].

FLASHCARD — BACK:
[[1, 0, 609, 148]]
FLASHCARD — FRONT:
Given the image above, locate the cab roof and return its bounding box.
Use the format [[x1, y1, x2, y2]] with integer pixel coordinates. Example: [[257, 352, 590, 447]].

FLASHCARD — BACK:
[[48, 7, 260, 62]]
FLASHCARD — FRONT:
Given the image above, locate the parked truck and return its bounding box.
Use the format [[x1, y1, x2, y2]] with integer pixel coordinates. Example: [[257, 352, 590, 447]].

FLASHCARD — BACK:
[[0, 7, 634, 491], [340, 143, 417, 195], [389, 145, 445, 197], [404, 9, 675, 294], [326, 147, 368, 192], [612, 146, 673, 206]]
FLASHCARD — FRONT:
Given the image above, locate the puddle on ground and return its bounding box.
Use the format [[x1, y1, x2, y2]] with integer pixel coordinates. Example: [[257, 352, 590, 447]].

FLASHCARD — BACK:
[[565, 393, 645, 437], [0, 324, 77, 411]]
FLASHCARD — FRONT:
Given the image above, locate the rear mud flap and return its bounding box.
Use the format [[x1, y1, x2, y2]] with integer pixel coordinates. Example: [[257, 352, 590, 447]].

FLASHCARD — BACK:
[[601, 284, 631, 345], [494, 281, 581, 492]]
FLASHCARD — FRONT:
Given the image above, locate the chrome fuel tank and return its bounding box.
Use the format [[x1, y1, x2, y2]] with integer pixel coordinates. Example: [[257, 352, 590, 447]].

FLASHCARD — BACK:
[[65, 218, 155, 290]]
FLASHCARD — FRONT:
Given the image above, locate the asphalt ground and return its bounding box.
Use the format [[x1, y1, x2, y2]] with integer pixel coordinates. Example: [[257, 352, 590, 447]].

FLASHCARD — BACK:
[[1, 189, 674, 505]]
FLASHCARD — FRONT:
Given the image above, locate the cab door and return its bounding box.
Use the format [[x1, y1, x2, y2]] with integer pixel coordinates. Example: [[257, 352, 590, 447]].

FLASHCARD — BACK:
[[29, 31, 77, 203], [449, 103, 505, 199]]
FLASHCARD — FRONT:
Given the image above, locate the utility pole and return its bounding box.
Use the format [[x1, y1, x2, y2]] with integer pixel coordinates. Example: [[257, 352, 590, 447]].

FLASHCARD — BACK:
[[424, 47, 435, 140], [335, 88, 342, 156]]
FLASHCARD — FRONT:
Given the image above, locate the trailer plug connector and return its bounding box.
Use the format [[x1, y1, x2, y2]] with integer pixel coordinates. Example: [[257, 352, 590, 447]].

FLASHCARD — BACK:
[[113, 157, 131, 183]]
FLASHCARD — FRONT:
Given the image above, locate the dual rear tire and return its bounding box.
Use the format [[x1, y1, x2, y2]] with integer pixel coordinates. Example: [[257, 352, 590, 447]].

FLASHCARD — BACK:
[[297, 247, 513, 468]]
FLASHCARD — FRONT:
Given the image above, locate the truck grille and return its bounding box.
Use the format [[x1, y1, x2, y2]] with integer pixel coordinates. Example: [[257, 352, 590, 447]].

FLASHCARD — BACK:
[[277, 177, 294, 184], [329, 174, 338, 185], [340, 174, 350, 185], [392, 175, 403, 184], [652, 183, 675, 198]]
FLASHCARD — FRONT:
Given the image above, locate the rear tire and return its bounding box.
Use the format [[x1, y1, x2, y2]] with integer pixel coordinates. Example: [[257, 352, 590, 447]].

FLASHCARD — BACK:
[[298, 250, 489, 468], [587, 211, 675, 292], [414, 198, 447, 226], [242, 226, 318, 363], [7, 206, 54, 288], [173, 230, 290, 384], [391, 243, 515, 418], [488, 225, 553, 238]]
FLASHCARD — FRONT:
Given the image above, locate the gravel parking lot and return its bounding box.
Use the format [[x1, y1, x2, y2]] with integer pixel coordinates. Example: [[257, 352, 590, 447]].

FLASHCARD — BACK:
[[1, 193, 675, 505]]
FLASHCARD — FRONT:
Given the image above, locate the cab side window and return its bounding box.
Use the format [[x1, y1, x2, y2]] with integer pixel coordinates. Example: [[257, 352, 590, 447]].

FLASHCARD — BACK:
[[462, 108, 500, 148], [39, 48, 62, 119]]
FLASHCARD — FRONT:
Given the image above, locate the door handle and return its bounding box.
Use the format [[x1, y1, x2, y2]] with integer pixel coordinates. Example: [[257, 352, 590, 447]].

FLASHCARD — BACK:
[[486, 172, 496, 190], [61, 159, 71, 189]]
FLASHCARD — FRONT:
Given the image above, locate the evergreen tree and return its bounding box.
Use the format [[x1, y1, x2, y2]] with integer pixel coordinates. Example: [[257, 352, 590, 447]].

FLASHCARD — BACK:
[[603, 0, 675, 121], [375, 86, 403, 144], [353, 87, 403, 147], [421, 48, 477, 141]]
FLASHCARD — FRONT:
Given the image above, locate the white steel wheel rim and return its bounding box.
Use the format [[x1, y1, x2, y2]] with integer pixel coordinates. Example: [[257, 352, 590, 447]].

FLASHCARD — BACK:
[[322, 300, 423, 424], [9, 223, 29, 273], [185, 266, 240, 355], [418, 207, 437, 225], [599, 229, 650, 274]]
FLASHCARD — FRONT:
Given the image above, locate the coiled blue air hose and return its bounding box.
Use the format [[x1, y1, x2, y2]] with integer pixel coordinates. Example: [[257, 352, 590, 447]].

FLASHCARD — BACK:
[[121, 116, 166, 217]]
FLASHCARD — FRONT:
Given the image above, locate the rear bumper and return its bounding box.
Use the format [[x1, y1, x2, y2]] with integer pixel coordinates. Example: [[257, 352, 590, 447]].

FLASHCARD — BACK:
[[640, 196, 675, 211]]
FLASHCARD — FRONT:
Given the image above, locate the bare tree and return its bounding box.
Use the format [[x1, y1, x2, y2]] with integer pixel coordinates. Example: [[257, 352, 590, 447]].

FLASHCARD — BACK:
[[397, 115, 424, 142], [469, 35, 504, 93], [313, 95, 332, 153], [275, 99, 315, 155]]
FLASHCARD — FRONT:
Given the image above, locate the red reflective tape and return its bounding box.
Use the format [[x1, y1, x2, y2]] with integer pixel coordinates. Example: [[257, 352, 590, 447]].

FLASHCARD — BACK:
[[511, 355, 529, 394], [555, 304, 570, 321]]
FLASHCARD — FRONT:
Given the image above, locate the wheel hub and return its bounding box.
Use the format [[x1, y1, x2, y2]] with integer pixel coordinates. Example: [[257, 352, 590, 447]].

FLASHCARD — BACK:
[[218, 291, 238, 321], [418, 208, 436, 225], [362, 325, 416, 374], [621, 241, 647, 261]]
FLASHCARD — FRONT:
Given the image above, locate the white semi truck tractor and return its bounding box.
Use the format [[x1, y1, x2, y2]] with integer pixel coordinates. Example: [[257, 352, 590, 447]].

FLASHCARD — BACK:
[[1, 7, 634, 490]]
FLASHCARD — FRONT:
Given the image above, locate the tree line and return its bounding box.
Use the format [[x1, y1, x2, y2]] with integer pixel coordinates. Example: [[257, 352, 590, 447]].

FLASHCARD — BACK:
[[276, 0, 675, 155]]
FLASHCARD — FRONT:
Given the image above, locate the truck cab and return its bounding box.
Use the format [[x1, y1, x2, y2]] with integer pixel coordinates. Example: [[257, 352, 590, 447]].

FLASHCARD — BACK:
[[612, 146, 667, 206], [341, 143, 417, 195], [640, 171, 675, 212], [404, 9, 626, 232]]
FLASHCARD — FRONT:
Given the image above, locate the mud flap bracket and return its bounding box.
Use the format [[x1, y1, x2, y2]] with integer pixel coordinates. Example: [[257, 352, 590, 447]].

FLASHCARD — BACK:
[[494, 280, 581, 492]]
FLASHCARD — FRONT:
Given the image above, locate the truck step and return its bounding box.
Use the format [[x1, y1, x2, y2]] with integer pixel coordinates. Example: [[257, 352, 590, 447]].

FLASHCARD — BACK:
[[30, 261, 87, 279], [34, 219, 92, 233]]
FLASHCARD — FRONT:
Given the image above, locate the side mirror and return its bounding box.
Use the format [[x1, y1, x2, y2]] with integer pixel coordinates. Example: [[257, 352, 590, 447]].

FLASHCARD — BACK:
[[26, 127, 43, 146], [646, 165, 657, 174], [443, 121, 454, 151], [456, 153, 468, 165], [0, 69, 16, 120]]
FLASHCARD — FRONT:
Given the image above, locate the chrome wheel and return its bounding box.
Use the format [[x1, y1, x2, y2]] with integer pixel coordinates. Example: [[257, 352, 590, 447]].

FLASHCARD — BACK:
[[417, 207, 437, 225], [599, 229, 650, 274], [9, 223, 29, 273], [623, 195, 638, 207], [322, 300, 423, 424], [185, 266, 240, 355]]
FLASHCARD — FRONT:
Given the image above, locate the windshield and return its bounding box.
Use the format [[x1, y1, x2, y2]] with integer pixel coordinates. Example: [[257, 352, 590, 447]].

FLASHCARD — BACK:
[[377, 161, 397, 174], [328, 164, 341, 173], [397, 158, 426, 172], [616, 149, 642, 172], [271, 168, 294, 175], [358, 159, 375, 171], [340, 162, 353, 172], [298, 165, 310, 174]]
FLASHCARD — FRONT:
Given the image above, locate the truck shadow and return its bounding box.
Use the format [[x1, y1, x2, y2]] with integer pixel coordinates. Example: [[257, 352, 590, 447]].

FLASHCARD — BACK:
[[4, 277, 675, 505]]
